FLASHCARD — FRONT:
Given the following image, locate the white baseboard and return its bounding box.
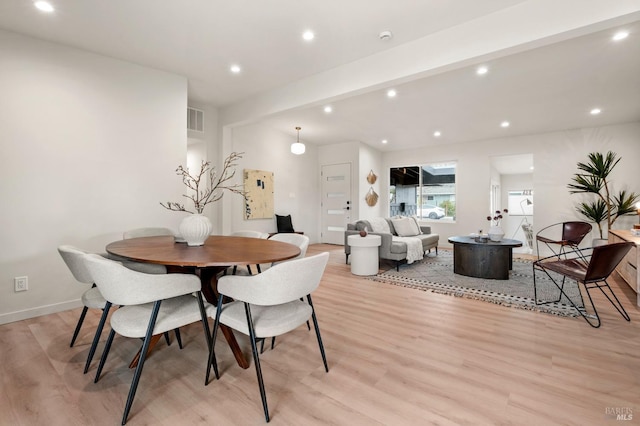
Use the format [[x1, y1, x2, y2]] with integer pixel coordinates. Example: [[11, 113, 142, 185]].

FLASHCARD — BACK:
[[0, 299, 83, 325]]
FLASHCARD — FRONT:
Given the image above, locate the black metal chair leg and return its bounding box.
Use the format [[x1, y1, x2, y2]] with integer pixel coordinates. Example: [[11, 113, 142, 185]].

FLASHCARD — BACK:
[[195, 291, 212, 349], [70, 306, 89, 347], [244, 303, 270, 423], [533, 264, 539, 303], [174, 328, 183, 349], [163, 332, 171, 346], [536, 266, 601, 328], [307, 295, 329, 372], [205, 298, 222, 385], [594, 281, 631, 321], [84, 301, 112, 374], [94, 328, 116, 383], [578, 285, 601, 328], [121, 300, 162, 425], [196, 291, 218, 383], [533, 265, 570, 305]]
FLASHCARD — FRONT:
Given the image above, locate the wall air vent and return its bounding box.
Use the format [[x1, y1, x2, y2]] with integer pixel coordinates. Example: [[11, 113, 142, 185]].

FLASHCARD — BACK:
[[187, 107, 204, 132]]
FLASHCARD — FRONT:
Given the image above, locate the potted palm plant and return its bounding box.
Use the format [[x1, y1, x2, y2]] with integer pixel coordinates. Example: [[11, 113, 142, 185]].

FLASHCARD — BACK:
[[567, 151, 638, 241]]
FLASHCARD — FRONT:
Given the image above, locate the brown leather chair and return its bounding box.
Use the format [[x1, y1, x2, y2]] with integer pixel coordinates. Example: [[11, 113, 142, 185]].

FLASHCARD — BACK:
[[533, 242, 633, 327], [535, 221, 592, 259]]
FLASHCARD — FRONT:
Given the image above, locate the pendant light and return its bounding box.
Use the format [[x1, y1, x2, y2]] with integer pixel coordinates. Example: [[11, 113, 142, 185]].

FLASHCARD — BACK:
[[291, 126, 305, 155]]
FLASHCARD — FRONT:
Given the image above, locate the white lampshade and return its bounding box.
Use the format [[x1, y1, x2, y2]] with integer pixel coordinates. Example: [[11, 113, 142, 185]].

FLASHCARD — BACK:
[[291, 142, 305, 155], [291, 126, 305, 155]]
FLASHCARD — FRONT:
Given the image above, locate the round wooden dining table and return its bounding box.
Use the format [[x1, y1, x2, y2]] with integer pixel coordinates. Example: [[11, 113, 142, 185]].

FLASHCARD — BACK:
[[106, 235, 301, 369]]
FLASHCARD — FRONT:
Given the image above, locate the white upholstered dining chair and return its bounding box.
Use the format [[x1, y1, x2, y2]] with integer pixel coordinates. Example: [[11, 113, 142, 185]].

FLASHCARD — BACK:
[[122, 227, 175, 239], [205, 252, 330, 423], [267, 233, 309, 264], [121, 227, 173, 275], [230, 230, 268, 275], [58, 245, 109, 355], [260, 233, 310, 352], [83, 253, 213, 425], [58, 245, 178, 375]]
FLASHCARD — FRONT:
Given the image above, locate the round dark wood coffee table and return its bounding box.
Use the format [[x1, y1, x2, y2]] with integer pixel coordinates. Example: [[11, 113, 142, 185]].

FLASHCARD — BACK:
[[447, 236, 523, 280]]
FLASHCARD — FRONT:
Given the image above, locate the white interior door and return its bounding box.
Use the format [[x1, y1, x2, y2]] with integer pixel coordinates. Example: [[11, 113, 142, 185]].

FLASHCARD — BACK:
[[321, 163, 352, 244]]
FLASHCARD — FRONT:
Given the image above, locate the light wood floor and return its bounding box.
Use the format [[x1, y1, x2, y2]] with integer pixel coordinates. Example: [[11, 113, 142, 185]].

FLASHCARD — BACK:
[[1, 244, 639, 425]]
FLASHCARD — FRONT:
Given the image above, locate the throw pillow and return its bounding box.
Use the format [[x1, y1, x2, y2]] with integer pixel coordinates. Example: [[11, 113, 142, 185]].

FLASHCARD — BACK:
[[275, 214, 295, 233], [369, 217, 391, 234], [410, 216, 423, 235], [390, 217, 421, 237]]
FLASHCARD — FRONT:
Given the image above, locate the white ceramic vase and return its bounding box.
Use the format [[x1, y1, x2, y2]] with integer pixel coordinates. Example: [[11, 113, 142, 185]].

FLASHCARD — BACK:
[[179, 214, 212, 246], [488, 226, 504, 242]]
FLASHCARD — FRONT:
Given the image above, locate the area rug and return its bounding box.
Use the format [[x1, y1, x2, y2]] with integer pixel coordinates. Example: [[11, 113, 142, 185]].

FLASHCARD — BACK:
[[369, 250, 588, 317]]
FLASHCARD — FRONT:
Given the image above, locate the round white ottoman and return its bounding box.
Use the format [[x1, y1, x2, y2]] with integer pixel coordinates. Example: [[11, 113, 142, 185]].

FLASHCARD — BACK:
[[347, 234, 381, 276]]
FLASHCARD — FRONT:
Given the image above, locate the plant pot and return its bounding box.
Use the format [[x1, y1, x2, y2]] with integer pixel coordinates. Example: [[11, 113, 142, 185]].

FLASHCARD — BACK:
[[592, 238, 608, 247], [488, 226, 504, 242], [179, 214, 212, 246]]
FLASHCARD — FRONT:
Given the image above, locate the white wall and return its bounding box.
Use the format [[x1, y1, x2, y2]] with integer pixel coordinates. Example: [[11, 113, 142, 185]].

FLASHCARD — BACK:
[[226, 123, 320, 241], [358, 143, 384, 220], [318, 141, 359, 224], [316, 141, 384, 229], [501, 174, 534, 244], [186, 101, 222, 230], [384, 122, 640, 252], [0, 30, 188, 323]]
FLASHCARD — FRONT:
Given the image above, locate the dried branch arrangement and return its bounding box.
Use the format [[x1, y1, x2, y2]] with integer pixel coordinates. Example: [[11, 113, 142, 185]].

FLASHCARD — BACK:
[[160, 152, 246, 214]]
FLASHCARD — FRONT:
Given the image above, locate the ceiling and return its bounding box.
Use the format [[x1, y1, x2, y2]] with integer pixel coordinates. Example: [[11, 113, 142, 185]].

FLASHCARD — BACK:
[[262, 20, 640, 152], [1, 1, 640, 160]]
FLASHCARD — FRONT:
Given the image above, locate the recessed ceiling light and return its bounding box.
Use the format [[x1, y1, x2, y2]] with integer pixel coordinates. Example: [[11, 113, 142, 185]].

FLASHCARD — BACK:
[[612, 31, 629, 41], [433, 131, 441, 137], [387, 89, 397, 98], [34, 1, 54, 12], [530, 166, 534, 170], [323, 106, 332, 113], [500, 121, 510, 128], [381, 139, 388, 144], [230, 64, 241, 74], [476, 66, 488, 75], [590, 108, 602, 115], [302, 30, 315, 41]]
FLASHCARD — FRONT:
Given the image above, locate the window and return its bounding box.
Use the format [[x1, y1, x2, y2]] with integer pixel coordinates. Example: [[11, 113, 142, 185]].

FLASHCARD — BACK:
[[389, 162, 456, 221]]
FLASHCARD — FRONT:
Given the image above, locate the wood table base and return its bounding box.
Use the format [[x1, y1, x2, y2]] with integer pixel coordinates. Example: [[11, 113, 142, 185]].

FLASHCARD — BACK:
[[129, 334, 163, 368]]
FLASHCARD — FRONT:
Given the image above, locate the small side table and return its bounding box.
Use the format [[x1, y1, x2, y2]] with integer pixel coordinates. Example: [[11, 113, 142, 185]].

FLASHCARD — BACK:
[[347, 234, 381, 276]]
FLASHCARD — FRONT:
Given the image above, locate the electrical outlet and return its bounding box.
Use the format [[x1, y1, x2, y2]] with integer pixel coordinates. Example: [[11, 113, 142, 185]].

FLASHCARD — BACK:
[[14, 276, 28, 292]]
